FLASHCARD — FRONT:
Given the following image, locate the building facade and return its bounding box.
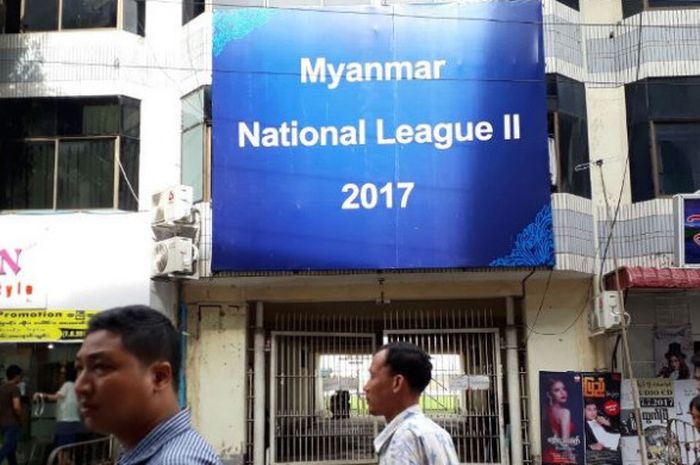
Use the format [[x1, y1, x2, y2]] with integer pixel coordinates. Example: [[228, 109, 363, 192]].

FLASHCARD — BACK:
[[1, 0, 700, 464]]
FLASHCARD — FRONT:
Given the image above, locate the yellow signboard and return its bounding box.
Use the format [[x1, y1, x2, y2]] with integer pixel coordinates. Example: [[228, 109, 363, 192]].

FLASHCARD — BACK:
[[0, 310, 98, 343]]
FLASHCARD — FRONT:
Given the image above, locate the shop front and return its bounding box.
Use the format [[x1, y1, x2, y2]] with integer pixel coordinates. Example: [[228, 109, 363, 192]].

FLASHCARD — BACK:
[[0, 211, 162, 463]]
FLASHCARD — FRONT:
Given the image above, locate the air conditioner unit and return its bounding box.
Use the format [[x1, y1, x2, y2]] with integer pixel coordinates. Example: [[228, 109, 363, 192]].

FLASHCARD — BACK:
[[152, 237, 195, 277], [589, 291, 621, 333], [152, 185, 193, 225]]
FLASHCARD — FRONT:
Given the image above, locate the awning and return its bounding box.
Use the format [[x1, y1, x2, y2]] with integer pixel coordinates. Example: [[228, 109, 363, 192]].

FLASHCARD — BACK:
[[604, 267, 700, 290]]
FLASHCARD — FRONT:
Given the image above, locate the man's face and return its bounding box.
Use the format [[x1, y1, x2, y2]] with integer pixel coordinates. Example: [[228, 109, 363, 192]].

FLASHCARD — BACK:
[[363, 350, 397, 418], [585, 404, 598, 421], [75, 330, 155, 437], [692, 405, 700, 432]]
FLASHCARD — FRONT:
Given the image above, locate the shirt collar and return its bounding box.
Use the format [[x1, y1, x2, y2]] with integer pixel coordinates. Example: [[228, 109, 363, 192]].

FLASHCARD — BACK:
[[118, 409, 192, 465], [373, 404, 422, 454]]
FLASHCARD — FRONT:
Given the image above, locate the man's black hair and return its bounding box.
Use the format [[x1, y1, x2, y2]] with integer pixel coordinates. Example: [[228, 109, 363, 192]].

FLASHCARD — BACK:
[[379, 341, 432, 394], [689, 395, 700, 414], [87, 305, 180, 392], [5, 365, 21, 380]]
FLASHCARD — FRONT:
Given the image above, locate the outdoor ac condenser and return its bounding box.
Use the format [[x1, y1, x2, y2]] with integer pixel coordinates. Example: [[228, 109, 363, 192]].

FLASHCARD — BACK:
[[152, 236, 195, 277], [589, 291, 621, 333], [152, 185, 194, 225]]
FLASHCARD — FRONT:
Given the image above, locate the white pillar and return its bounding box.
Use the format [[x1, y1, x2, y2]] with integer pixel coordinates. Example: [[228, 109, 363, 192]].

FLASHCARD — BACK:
[[254, 302, 266, 465], [506, 297, 523, 465]]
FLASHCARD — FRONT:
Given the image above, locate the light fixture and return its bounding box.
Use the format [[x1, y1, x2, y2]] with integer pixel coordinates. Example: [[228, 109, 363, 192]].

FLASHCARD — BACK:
[[375, 277, 390, 305]]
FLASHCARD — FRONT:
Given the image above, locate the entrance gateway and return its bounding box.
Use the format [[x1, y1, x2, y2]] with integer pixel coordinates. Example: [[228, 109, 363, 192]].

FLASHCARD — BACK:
[[244, 300, 531, 465]]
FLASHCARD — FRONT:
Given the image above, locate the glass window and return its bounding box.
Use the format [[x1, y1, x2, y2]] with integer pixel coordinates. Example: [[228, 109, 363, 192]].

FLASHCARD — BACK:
[[181, 87, 211, 203], [22, 0, 58, 31], [624, 0, 700, 17], [2, 0, 21, 33], [547, 74, 591, 198], [182, 89, 206, 130], [0, 141, 54, 209], [121, 97, 141, 137], [182, 125, 205, 201], [183, 0, 205, 25], [61, 0, 117, 29], [4, 0, 144, 35], [57, 138, 115, 209], [0, 96, 140, 211], [58, 98, 120, 136], [118, 137, 139, 211], [558, 113, 591, 198], [626, 77, 700, 200], [649, 0, 700, 5], [556, 0, 579, 10], [654, 123, 700, 196], [123, 0, 144, 35]]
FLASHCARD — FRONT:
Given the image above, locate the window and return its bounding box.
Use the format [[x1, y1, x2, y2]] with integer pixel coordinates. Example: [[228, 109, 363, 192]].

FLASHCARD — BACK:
[[626, 77, 700, 200], [623, 0, 700, 18], [2, 0, 144, 35], [181, 86, 211, 203], [0, 96, 140, 211], [556, 0, 579, 10], [547, 74, 591, 198], [183, 0, 204, 25]]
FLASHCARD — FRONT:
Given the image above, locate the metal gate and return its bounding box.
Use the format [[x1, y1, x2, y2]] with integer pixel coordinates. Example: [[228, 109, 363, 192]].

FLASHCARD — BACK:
[[269, 326, 505, 465], [270, 332, 378, 465]]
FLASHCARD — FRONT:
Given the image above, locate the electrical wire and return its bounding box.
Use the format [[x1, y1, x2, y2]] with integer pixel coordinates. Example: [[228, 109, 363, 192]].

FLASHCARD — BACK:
[[524, 278, 594, 337], [114, 0, 700, 29], [525, 268, 553, 341]]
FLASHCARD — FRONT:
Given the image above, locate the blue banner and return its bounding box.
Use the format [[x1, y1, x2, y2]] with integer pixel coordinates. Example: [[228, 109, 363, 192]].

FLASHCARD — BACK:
[[212, 2, 552, 271]]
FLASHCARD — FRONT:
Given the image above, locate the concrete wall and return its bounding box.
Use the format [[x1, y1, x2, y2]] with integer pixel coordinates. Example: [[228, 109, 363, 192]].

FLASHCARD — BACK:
[[523, 275, 607, 462], [186, 304, 247, 465]]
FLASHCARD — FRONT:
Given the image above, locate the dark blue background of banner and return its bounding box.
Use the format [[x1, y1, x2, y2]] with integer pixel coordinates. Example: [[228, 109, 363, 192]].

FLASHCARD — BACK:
[[212, 2, 551, 271]]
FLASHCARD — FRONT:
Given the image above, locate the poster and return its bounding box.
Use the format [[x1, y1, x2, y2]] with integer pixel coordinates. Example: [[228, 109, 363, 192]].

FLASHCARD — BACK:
[[582, 373, 622, 465], [0, 309, 98, 342], [540, 371, 585, 465], [655, 325, 693, 380], [620, 379, 674, 465], [669, 380, 699, 465]]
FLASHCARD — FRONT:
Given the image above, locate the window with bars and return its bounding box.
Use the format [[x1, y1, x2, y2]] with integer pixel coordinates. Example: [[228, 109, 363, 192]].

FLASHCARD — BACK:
[[0, 96, 140, 211], [1, 0, 144, 35]]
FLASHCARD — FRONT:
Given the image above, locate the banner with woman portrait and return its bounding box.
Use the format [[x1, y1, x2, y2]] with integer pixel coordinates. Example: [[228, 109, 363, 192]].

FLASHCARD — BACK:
[[540, 371, 585, 465], [581, 372, 622, 465], [655, 325, 693, 380]]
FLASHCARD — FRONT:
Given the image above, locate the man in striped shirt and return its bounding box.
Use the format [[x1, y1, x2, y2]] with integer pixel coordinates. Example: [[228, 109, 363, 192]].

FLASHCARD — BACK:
[[75, 305, 222, 465]]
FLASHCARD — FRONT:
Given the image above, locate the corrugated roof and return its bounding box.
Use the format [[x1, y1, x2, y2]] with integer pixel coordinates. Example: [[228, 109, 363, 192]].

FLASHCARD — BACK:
[[605, 267, 700, 290]]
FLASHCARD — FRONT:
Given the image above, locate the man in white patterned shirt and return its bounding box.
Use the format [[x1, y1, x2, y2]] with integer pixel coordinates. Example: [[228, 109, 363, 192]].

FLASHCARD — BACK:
[[364, 341, 459, 465]]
